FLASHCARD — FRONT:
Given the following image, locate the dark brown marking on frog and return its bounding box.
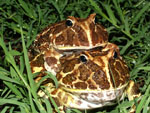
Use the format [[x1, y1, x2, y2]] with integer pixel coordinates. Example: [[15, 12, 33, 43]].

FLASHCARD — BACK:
[[96, 24, 108, 41], [115, 60, 129, 78], [72, 25, 81, 33], [52, 97, 61, 107], [55, 35, 65, 45], [72, 25, 84, 46], [56, 73, 63, 81], [41, 78, 54, 86], [90, 22, 100, 45], [62, 58, 79, 73], [86, 60, 100, 72], [89, 22, 108, 46], [62, 72, 77, 85], [70, 24, 89, 46], [131, 82, 140, 96], [87, 79, 97, 89], [28, 48, 39, 61], [36, 33, 50, 44], [92, 70, 110, 89], [78, 65, 91, 81], [52, 21, 66, 35], [65, 29, 74, 46], [74, 82, 87, 89], [78, 31, 89, 46], [34, 29, 52, 52], [51, 89, 58, 95], [109, 59, 121, 87], [34, 40, 50, 52], [109, 58, 130, 88], [89, 50, 108, 57], [45, 57, 57, 66], [31, 13, 109, 55], [30, 54, 44, 67]]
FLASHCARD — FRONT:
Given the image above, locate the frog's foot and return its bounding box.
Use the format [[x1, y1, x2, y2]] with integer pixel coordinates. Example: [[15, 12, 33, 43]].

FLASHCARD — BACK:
[[126, 80, 141, 113]]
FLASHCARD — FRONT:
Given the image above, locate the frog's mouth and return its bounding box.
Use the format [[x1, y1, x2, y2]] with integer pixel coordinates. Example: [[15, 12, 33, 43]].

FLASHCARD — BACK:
[[54, 43, 107, 51], [56, 46, 93, 50], [61, 82, 128, 93], [60, 84, 127, 109]]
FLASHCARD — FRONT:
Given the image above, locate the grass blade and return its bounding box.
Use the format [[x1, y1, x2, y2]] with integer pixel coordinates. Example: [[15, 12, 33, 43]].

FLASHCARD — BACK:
[[0, 74, 22, 85], [143, 96, 150, 113], [1, 106, 10, 113], [136, 85, 150, 113], [0, 38, 30, 89], [18, 0, 36, 19], [89, 0, 112, 23], [131, 2, 150, 27], [44, 98, 53, 113], [0, 99, 26, 107], [103, 3, 117, 25], [3, 81, 23, 98], [124, 16, 130, 35], [112, 0, 125, 23]]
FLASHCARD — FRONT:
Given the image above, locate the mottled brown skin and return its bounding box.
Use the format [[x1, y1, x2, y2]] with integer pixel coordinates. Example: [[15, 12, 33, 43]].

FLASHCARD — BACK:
[[33, 13, 108, 52], [36, 43, 140, 113], [29, 13, 108, 76], [57, 43, 130, 90], [29, 14, 140, 113]]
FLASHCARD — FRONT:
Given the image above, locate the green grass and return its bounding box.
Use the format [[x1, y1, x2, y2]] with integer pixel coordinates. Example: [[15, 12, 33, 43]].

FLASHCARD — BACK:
[[0, 0, 150, 113]]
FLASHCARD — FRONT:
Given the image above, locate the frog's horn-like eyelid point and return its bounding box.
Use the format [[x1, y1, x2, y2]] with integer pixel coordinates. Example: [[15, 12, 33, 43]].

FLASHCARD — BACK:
[[87, 13, 96, 22], [67, 16, 77, 21]]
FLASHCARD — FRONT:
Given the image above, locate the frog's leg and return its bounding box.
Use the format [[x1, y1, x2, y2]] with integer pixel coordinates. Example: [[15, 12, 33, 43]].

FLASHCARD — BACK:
[[37, 84, 66, 113], [126, 80, 141, 113]]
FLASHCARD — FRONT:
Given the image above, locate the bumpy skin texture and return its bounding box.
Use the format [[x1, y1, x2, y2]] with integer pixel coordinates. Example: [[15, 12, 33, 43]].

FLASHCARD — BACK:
[[34, 13, 108, 52], [57, 43, 130, 90], [37, 43, 140, 113], [29, 13, 108, 75], [29, 14, 140, 113]]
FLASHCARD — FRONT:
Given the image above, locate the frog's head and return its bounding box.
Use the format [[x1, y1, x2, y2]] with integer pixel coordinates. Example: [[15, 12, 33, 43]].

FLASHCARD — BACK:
[[34, 14, 108, 52], [57, 43, 130, 90]]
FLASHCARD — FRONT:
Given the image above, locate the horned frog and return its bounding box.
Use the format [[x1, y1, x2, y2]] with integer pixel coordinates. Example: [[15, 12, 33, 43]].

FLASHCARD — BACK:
[[37, 43, 140, 113], [29, 13, 108, 75]]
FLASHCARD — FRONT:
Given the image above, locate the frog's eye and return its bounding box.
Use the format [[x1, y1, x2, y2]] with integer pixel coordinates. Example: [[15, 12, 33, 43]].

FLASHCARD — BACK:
[[80, 55, 88, 63], [113, 51, 118, 59], [66, 19, 73, 26]]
